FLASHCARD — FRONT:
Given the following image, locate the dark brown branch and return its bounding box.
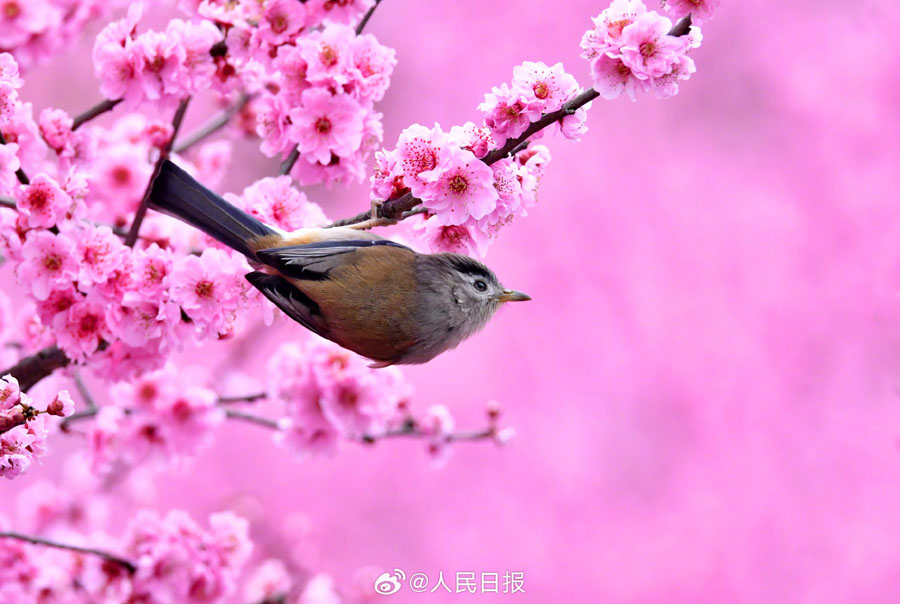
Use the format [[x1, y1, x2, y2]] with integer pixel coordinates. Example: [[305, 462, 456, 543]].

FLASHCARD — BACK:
[[0, 195, 15, 209], [173, 93, 253, 154], [0, 131, 29, 185], [330, 14, 695, 228], [278, 147, 300, 176], [0, 531, 136, 574], [1, 346, 70, 392], [71, 98, 123, 131], [125, 97, 191, 247], [355, 0, 384, 35]]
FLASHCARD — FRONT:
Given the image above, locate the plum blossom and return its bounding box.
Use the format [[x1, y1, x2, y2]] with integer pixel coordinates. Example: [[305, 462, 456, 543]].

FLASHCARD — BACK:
[[170, 247, 250, 333], [46, 390, 74, 417], [57, 299, 111, 361], [14, 173, 71, 228], [16, 230, 78, 301], [0, 142, 20, 193], [289, 87, 364, 165], [234, 176, 328, 232], [419, 145, 499, 226], [123, 509, 251, 603], [74, 224, 126, 290], [511, 61, 580, 113], [663, 0, 720, 24], [257, 0, 307, 46]]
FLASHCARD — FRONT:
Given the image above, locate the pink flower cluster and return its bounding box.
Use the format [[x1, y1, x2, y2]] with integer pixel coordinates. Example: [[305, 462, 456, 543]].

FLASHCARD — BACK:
[[0, 375, 47, 479], [373, 125, 553, 257], [124, 509, 251, 603], [580, 0, 703, 101], [267, 340, 411, 456], [225, 175, 328, 233], [248, 23, 396, 186], [87, 364, 224, 474], [92, 5, 221, 109], [0, 0, 128, 71], [0, 507, 251, 603]]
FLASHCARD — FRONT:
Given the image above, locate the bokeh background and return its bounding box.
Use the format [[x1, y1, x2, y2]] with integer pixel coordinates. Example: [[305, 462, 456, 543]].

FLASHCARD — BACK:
[[7, 0, 900, 602]]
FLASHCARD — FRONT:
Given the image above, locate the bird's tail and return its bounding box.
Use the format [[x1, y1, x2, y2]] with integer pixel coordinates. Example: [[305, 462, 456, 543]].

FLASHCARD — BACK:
[[149, 160, 278, 259]]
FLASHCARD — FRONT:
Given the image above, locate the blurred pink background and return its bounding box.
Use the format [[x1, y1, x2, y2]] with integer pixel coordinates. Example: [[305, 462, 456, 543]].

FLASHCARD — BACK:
[[8, 1, 900, 602]]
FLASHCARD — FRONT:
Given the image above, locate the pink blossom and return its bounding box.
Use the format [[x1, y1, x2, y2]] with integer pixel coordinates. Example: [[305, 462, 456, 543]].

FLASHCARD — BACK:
[[124, 509, 251, 603], [135, 30, 187, 103], [663, 0, 720, 24], [0, 0, 51, 49], [74, 224, 126, 289], [511, 61, 580, 113], [16, 230, 78, 301], [92, 25, 146, 105], [298, 25, 355, 86], [419, 145, 499, 225], [255, 92, 294, 158], [170, 248, 251, 337], [272, 44, 311, 104], [350, 33, 397, 102], [57, 299, 110, 361], [590, 52, 645, 101], [395, 123, 451, 197], [449, 122, 495, 159], [167, 18, 220, 91], [130, 243, 174, 298], [46, 389, 74, 417], [0, 142, 20, 193], [35, 286, 77, 325], [0, 374, 21, 410], [257, 0, 307, 46], [416, 215, 489, 257], [370, 148, 404, 200], [37, 107, 73, 153], [238, 176, 328, 231], [0, 424, 36, 479], [289, 87, 364, 164], [619, 12, 682, 79], [14, 173, 71, 228], [583, 0, 647, 56], [559, 105, 590, 140], [244, 559, 291, 603], [0, 53, 23, 87], [306, 0, 375, 26], [479, 83, 543, 147]]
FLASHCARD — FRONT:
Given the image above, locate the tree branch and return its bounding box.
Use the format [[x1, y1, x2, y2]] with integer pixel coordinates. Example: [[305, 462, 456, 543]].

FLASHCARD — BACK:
[[329, 13, 695, 228], [278, 147, 300, 176], [218, 392, 267, 404], [173, 93, 253, 154], [71, 98, 123, 131], [125, 97, 191, 247], [1, 346, 70, 392], [0, 195, 15, 209], [355, 0, 384, 35], [0, 531, 136, 574]]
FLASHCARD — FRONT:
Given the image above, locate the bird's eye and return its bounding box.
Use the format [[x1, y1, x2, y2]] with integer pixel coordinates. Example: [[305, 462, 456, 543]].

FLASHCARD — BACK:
[[474, 279, 488, 292]]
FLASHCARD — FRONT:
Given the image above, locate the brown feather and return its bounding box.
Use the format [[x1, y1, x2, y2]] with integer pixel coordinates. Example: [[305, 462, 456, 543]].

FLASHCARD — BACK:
[[284, 245, 419, 363]]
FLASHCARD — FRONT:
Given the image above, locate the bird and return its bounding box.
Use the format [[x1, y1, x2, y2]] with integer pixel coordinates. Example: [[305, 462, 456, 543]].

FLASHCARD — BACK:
[[148, 160, 530, 367]]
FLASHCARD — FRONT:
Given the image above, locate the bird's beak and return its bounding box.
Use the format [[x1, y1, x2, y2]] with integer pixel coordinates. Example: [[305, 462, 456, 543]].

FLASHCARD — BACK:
[[498, 289, 531, 303]]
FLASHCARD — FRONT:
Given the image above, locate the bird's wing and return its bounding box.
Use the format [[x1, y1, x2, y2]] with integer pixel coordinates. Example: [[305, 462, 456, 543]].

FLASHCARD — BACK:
[[255, 239, 410, 281], [245, 271, 331, 339]]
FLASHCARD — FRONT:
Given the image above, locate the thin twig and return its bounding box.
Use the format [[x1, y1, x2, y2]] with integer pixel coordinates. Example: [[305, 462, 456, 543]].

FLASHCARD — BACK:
[[173, 93, 252, 154], [224, 409, 280, 429], [71, 98, 123, 131], [0, 531, 136, 573], [330, 14, 695, 229], [278, 147, 300, 176], [355, 0, 384, 35], [74, 372, 97, 410], [0, 131, 29, 185], [218, 392, 267, 404], [125, 97, 191, 247], [0, 195, 15, 209]]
